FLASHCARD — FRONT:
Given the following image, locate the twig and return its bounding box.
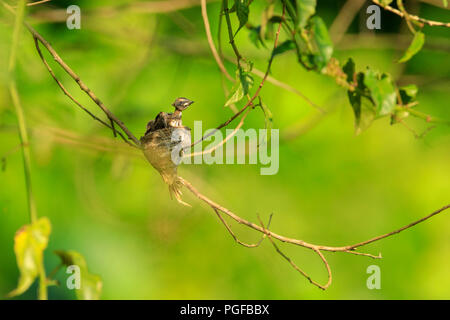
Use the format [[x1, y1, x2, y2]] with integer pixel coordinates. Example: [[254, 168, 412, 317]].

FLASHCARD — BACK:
[[181, 176, 449, 288], [31, 37, 134, 147], [7, 0, 47, 300], [201, 0, 234, 81], [185, 108, 251, 158], [26, 0, 51, 6], [214, 208, 270, 248], [372, 0, 450, 27], [2, 2, 142, 148], [192, 3, 286, 147], [258, 214, 332, 290], [397, 0, 416, 33], [224, 56, 327, 114], [29, 27, 141, 146]]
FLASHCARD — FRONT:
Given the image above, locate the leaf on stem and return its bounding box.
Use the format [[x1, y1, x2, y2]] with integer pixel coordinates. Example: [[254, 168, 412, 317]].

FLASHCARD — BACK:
[[309, 16, 333, 71], [364, 69, 397, 116], [398, 31, 425, 63], [7, 217, 51, 298], [272, 39, 296, 57], [234, 0, 250, 36], [298, 0, 316, 28], [54, 250, 102, 300], [399, 84, 418, 104]]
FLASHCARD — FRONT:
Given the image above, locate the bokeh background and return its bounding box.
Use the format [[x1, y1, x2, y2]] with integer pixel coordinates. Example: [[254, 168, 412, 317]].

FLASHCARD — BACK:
[[0, 0, 449, 299]]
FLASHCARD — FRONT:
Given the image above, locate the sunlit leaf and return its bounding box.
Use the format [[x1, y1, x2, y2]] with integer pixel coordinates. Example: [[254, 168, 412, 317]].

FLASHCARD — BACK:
[[298, 0, 316, 28], [55, 250, 102, 300], [310, 16, 333, 71], [225, 82, 244, 107], [7, 217, 51, 298], [398, 32, 425, 63], [364, 69, 397, 116], [391, 109, 410, 124]]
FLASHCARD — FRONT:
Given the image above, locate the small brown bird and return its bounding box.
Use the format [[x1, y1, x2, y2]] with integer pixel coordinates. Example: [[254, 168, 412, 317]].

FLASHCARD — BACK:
[[145, 97, 194, 134], [141, 97, 194, 206]]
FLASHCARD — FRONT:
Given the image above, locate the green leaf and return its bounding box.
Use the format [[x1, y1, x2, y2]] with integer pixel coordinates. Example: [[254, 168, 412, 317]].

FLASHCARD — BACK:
[[234, 0, 250, 35], [272, 40, 296, 57], [298, 0, 316, 28], [309, 16, 333, 71], [225, 82, 244, 107], [380, 0, 393, 5], [348, 91, 376, 135], [7, 217, 51, 297], [284, 0, 299, 27], [443, 0, 448, 8], [399, 84, 418, 104], [55, 250, 102, 300], [398, 31, 425, 63], [239, 69, 254, 95], [364, 69, 397, 116]]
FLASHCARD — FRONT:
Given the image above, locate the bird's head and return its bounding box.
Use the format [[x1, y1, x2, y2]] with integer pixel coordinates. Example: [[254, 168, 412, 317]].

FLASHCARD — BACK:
[[172, 97, 194, 111]]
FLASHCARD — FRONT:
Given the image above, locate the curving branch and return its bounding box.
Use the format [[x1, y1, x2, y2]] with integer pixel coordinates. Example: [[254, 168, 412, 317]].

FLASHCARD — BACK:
[[181, 176, 448, 289]]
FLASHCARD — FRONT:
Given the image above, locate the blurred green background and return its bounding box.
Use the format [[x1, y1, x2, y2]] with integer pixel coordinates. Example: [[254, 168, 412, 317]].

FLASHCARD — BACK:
[[0, 0, 449, 299]]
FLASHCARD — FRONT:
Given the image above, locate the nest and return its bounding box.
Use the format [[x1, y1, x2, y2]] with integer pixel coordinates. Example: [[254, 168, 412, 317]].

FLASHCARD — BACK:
[[141, 126, 191, 206]]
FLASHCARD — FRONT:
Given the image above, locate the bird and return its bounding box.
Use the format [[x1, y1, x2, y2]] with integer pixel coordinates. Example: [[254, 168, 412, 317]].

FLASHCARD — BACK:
[[145, 97, 194, 135], [140, 97, 194, 206]]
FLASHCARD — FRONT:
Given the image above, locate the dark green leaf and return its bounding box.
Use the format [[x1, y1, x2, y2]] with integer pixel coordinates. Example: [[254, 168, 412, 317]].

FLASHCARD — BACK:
[[272, 40, 296, 57], [249, 26, 265, 48], [239, 69, 254, 95], [348, 91, 376, 135], [399, 84, 418, 104], [343, 58, 355, 83], [284, 0, 299, 27], [398, 31, 425, 63], [234, 0, 250, 35]]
